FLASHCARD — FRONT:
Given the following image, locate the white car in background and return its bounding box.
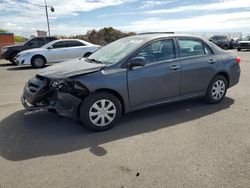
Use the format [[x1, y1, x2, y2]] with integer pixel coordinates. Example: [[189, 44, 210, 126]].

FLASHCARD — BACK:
[[15, 39, 100, 68]]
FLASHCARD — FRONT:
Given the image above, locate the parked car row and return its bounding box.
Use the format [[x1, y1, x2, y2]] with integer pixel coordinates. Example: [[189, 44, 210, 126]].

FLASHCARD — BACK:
[[209, 34, 250, 51], [1, 36, 100, 68], [1, 36, 57, 63], [237, 36, 250, 51], [209, 35, 239, 50]]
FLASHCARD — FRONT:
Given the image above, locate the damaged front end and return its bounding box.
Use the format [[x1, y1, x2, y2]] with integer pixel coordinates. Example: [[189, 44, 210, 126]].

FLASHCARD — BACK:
[[21, 74, 89, 119]]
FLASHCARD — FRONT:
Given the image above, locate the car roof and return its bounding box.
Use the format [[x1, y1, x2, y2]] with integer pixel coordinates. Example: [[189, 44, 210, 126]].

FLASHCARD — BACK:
[[124, 33, 225, 55], [126, 34, 206, 41], [47, 38, 93, 46]]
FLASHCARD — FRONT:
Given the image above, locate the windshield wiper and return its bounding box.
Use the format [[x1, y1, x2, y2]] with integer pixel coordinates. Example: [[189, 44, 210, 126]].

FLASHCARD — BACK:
[[86, 58, 103, 64]]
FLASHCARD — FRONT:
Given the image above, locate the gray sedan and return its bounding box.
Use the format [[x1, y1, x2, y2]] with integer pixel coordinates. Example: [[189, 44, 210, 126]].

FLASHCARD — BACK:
[[22, 34, 241, 131]]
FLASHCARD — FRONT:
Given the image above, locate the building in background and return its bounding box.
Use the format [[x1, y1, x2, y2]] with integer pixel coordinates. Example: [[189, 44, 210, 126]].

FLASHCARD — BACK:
[[36, 30, 47, 37], [0, 32, 14, 57]]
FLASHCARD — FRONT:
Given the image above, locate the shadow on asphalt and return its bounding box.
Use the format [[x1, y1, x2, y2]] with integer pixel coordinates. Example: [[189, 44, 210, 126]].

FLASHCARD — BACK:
[[0, 97, 234, 161], [0, 63, 15, 67]]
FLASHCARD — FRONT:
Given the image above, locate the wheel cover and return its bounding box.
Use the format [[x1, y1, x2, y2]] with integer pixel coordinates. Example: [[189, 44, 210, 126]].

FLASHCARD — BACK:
[[34, 57, 44, 67], [89, 99, 116, 127], [211, 80, 226, 100]]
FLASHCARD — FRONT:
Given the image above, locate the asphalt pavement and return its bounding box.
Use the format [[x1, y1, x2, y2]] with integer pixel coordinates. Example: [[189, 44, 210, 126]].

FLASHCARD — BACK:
[[0, 50, 249, 188]]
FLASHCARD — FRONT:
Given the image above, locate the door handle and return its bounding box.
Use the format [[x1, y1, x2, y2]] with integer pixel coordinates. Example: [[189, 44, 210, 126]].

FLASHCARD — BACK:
[[169, 65, 181, 71], [208, 59, 215, 64]]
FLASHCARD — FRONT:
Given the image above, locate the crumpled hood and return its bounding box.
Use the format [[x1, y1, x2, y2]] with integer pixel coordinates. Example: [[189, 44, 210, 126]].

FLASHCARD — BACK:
[[38, 58, 106, 79]]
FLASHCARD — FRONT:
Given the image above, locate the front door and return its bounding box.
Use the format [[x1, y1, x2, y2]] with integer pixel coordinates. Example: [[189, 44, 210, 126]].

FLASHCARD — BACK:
[[127, 38, 181, 108], [47, 41, 69, 63]]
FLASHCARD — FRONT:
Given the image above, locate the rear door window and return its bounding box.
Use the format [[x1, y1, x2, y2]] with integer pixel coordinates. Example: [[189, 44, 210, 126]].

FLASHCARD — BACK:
[[52, 41, 68, 48], [178, 39, 210, 57], [67, 40, 85, 47]]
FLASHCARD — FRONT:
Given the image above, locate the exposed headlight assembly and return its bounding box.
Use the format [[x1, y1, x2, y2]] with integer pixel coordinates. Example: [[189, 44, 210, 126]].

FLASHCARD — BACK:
[[51, 79, 67, 89], [50, 79, 88, 94]]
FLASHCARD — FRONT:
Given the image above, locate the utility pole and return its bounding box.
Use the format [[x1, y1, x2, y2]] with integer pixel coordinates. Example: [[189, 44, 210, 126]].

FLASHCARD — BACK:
[[43, 0, 54, 36], [44, 0, 50, 36]]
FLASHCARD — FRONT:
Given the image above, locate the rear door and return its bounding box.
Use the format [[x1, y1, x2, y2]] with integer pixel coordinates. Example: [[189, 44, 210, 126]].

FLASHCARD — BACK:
[[177, 37, 219, 96], [46, 41, 69, 62], [127, 38, 181, 108], [67, 40, 86, 59]]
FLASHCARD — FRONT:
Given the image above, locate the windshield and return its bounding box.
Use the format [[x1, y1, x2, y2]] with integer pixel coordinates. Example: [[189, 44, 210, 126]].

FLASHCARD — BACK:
[[88, 37, 145, 65], [23, 38, 33, 46]]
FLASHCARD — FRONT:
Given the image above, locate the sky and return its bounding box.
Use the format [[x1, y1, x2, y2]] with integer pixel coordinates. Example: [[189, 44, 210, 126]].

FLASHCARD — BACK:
[[0, 0, 250, 37]]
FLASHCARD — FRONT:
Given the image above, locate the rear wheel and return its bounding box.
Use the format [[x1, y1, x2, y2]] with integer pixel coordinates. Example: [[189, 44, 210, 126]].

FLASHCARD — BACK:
[[31, 55, 46, 68], [79, 92, 122, 131], [205, 75, 228, 104]]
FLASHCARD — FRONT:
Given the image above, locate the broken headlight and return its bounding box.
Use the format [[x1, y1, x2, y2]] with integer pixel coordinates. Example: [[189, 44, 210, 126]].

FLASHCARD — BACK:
[[51, 79, 68, 89], [50, 79, 88, 96]]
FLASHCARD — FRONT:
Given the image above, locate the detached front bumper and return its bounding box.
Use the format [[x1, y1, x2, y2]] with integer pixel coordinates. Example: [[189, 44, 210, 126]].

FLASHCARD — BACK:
[[21, 95, 55, 111], [22, 92, 82, 119], [22, 75, 84, 119]]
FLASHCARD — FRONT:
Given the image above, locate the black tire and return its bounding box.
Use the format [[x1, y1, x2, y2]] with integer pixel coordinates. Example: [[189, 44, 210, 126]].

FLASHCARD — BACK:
[[10, 52, 18, 65], [237, 48, 241, 51], [79, 92, 122, 131], [205, 75, 228, 104], [31, 55, 46, 68], [83, 52, 92, 58]]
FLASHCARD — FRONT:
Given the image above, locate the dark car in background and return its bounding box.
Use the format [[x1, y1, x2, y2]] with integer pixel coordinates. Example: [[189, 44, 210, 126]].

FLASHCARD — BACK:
[[237, 36, 250, 51], [209, 35, 230, 49], [22, 34, 241, 131], [0, 36, 57, 64]]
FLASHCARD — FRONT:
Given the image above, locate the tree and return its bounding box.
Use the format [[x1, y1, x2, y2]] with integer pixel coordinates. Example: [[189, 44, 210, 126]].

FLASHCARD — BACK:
[[69, 27, 136, 45], [14, 35, 27, 43], [0, 29, 8, 32]]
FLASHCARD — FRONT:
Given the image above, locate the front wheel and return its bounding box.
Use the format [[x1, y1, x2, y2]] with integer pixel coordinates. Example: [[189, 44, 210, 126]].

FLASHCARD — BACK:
[[10, 52, 18, 65], [31, 55, 46, 68], [79, 92, 122, 131], [205, 75, 228, 104]]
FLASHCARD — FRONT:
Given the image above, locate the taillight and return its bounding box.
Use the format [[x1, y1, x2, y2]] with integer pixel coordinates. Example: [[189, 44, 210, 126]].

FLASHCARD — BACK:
[[236, 57, 241, 63]]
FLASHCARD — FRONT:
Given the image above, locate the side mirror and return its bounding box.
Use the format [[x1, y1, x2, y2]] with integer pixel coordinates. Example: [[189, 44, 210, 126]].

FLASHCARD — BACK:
[[129, 57, 145, 69], [47, 46, 53, 50]]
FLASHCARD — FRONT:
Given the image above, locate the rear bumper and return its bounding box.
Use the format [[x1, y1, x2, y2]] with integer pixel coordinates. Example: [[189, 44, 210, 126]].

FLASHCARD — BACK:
[[228, 66, 241, 88]]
